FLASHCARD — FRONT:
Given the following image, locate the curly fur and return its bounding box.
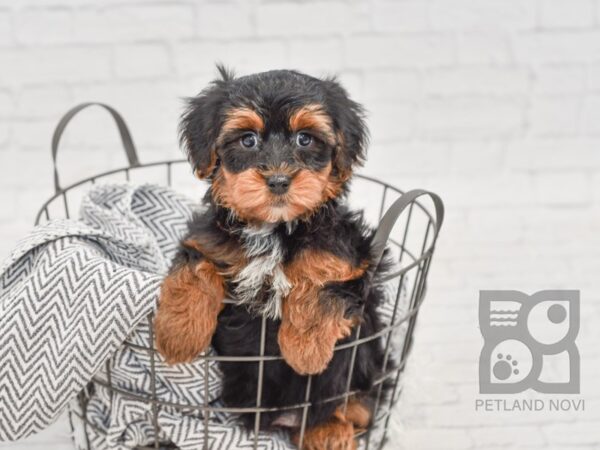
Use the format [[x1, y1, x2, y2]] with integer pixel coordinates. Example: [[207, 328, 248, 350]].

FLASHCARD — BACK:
[[155, 67, 391, 449]]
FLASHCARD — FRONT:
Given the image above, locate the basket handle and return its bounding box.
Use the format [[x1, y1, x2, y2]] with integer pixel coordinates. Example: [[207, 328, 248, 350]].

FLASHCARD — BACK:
[[51, 102, 141, 194], [371, 189, 445, 269]]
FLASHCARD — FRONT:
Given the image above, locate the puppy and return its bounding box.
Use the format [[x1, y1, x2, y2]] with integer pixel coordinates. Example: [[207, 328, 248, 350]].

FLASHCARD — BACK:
[[155, 67, 390, 449]]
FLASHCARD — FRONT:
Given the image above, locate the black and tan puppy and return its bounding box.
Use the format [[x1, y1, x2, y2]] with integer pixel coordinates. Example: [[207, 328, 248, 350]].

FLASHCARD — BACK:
[[155, 67, 389, 449]]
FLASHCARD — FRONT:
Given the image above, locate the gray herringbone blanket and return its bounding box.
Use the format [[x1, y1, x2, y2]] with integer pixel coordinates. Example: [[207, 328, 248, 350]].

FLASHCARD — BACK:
[[0, 183, 401, 449]]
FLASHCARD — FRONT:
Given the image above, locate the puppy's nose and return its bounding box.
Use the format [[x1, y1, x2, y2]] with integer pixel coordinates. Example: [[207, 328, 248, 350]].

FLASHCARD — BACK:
[[266, 174, 291, 195]]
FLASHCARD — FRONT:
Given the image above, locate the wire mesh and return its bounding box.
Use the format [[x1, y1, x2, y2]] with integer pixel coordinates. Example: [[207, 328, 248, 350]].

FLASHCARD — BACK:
[[35, 158, 441, 450]]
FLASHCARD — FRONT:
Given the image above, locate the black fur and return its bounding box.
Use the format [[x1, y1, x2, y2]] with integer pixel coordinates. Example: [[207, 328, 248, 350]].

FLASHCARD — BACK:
[[172, 201, 391, 429], [218, 207, 389, 429], [172, 67, 391, 434], [180, 67, 367, 184]]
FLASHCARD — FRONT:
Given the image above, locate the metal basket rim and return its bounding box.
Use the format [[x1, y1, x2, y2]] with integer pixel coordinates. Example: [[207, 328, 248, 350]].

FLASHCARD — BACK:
[[34, 157, 441, 450], [35, 159, 438, 229], [36, 102, 444, 450]]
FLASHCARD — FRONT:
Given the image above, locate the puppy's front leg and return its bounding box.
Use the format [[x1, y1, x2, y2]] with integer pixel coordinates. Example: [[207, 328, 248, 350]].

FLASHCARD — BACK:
[[279, 250, 366, 375], [155, 256, 225, 364], [279, 290, 354, 376], [293, 397, 373, 450]]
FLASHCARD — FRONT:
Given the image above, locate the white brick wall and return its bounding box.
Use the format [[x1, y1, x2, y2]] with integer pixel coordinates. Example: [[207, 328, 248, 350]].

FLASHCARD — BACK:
[[1, 0, 600, 449]]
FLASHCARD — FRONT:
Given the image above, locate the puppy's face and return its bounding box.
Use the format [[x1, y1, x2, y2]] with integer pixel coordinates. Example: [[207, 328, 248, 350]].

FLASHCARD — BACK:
[[180, 68, 368, 224]]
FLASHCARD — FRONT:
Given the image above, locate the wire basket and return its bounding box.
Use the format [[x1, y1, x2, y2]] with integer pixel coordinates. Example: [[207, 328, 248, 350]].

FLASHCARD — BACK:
[[34, 103, 444, 450]]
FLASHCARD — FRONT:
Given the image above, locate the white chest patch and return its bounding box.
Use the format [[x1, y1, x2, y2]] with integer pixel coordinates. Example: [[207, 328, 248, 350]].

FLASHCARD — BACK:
[[233, 225, 291, 319]]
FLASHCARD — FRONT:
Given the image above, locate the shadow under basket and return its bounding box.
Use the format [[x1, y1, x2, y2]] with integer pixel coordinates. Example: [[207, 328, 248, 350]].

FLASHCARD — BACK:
[[35, 103, 444, 450]]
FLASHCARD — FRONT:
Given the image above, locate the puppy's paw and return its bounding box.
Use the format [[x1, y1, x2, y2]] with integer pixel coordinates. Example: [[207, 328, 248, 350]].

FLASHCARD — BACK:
[[278, 316, 354, 375], [154, 304, 217, 364], [343, 397, 373, 431], [154, 262, 224, 364], [278, 324, 334, 375], [293, 414, 356, 450]]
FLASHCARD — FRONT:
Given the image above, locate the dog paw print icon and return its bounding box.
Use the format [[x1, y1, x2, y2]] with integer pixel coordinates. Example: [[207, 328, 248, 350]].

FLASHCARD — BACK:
[[479, 290, 580, 394]]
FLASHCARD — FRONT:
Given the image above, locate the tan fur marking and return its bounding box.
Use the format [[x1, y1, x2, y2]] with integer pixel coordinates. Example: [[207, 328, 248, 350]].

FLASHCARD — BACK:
[[293, 409, 357, 450], [260, 163, 297, 178], [333, 130, 353, 180], [211, 163, 340, 224], [182, 238, 247, 276], [283, 164, 333, 220], [289, 104, 335, 145], [193, 147, 219, 179], [154, 261, 225, 364], [212, 167, 274, 223], [343, 398, 372, 430], [220, 107, 264, 135], [194, 107, 262, 179], [278, 250, 367, 375]]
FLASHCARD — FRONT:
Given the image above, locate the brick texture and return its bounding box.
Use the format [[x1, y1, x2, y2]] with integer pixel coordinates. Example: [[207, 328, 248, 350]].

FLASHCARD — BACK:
[[0, 1, 599, 449]]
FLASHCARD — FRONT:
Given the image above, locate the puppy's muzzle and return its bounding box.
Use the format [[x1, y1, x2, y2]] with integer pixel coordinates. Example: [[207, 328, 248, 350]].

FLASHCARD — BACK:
[[266, 174, 291, 195]]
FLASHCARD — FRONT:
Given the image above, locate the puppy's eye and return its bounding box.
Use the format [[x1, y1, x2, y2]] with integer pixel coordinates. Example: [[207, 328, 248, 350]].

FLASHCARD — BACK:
[[240, 133, 258, 149], [296, 132, 312, 147]]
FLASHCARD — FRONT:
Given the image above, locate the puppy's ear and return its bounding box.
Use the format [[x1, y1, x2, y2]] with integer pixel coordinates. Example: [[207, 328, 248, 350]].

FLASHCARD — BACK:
[[180, 65, 235, 179], [323, 78, 369, 181]]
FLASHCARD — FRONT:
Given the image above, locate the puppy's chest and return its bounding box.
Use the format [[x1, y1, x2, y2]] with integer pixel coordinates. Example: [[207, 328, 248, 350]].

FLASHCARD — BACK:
[[230, 226, 291, 319]]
